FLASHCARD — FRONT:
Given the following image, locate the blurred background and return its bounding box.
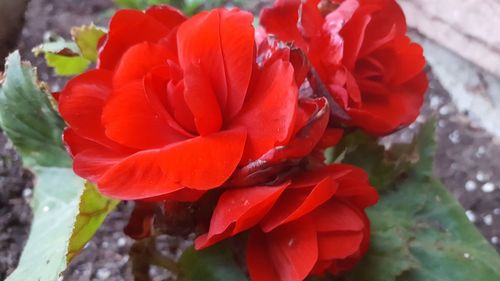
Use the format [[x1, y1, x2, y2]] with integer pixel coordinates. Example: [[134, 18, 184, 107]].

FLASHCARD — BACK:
[[0, 0, 499, 280]]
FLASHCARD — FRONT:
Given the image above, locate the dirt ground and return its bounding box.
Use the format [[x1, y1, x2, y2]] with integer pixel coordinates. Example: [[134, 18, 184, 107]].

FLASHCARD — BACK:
[[0, 0, 499, 280]]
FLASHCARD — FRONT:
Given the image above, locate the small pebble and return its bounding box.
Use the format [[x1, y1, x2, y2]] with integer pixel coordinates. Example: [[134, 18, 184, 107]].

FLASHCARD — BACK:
[[439, 105, 452, 115], [117, 237, 127, 247], [22, 188, 32, 198], [463, 253, 471, 259], [465, 180, 477, 192], [493, 208, 500, 215], [483, 214, 494, 226], [430, 96, 442, 109], [481, 182, 496, 193], [476, 171, 490, 182], [465, 210, 476, 223], [475, 146, 486, 158], [492, 236, 499, 244], [448, 130, 460, 144], [96, 268, 111, 280]]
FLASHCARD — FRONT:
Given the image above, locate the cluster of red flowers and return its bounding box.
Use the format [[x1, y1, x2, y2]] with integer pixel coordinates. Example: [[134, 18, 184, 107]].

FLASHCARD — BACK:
[[58, 0, 427, 280]]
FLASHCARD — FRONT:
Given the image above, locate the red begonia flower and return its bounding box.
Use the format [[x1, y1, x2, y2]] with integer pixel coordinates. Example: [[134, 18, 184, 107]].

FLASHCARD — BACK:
[[260, 0, 428, 135], [59, 6, 330, 200], [195, 164, 378, 281]]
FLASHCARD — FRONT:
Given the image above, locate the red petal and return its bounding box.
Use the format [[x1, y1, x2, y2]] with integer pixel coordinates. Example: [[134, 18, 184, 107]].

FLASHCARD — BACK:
[[183, 63, 223, 136], [290, 164, 358, 189], [336, 181, 379, 208], [72, 147, 128, 183], [145, 5, 186, 30], [339, 11, 372, 70], [317, 231, 364, 260], [97, 128, 247, 200], [358, 0, 406, 57], [260, 0, 308, 50], [165, 80, 197, 134], [59, 70, 119, 149], [261, 176, 338, 232], [247, 229, 282, 281], [312, 201, 365, 232], [98, 10, 171, 70], [260, 97, 330, 162], [63, 128, 101, 157], [266, 218, 318, 281], [64, 128, 130, 183], [145, 188, 206, 203], [102, 81, 187, 149], [347, 71, 427, 135], [219, 9, 256, 118], [177, 9, 254, 120], [112, 42, 176, 87], [232, 60, 298, 163], [195, 182, 288, 249], [318, 128, 344, 149], [384, 36, 426, 85], [229, 97, 330, 187]]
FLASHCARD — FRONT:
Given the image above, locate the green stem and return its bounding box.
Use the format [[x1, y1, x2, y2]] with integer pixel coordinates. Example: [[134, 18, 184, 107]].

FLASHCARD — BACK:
[[129, 237, 180, 281]]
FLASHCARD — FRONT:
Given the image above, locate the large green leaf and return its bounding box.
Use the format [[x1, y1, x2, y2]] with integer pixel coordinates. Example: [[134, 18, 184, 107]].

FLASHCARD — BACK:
[[6, 167, 85, 281], [6, 172, 119, 281], [340, 120, 500, 281], [0, 51, 69, 167], [179, 243, 249, 281], [1, 52, 119, 280]]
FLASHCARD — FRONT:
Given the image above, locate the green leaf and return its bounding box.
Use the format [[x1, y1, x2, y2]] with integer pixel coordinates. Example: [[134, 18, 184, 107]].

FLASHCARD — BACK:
[[179, 243, 249, 281], [71, 24, 106, 62], [0, 51, 70, 167], [2, 52, 120, 281], [6, 167, 85, 281], [330, 131, 418, 192], [5, 169, 120, 281], [67, 182, 119, 261], [32, 40, 80, 57], [114, 0, 148, 9], [33, 35, 91, 76], [44, 53, 90, 76], [114, 0, 173, 9], [341, 120, 500, 281]]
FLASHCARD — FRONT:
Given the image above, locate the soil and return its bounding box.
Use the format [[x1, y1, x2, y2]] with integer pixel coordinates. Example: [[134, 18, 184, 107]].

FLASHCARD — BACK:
[[0, 0, 499, 280]]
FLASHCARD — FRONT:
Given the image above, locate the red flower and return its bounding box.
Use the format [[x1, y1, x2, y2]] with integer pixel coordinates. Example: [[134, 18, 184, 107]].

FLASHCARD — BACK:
[[59, 6, 330, 200], [261, 0, 428, 135], [195, 165, 378, 281]]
